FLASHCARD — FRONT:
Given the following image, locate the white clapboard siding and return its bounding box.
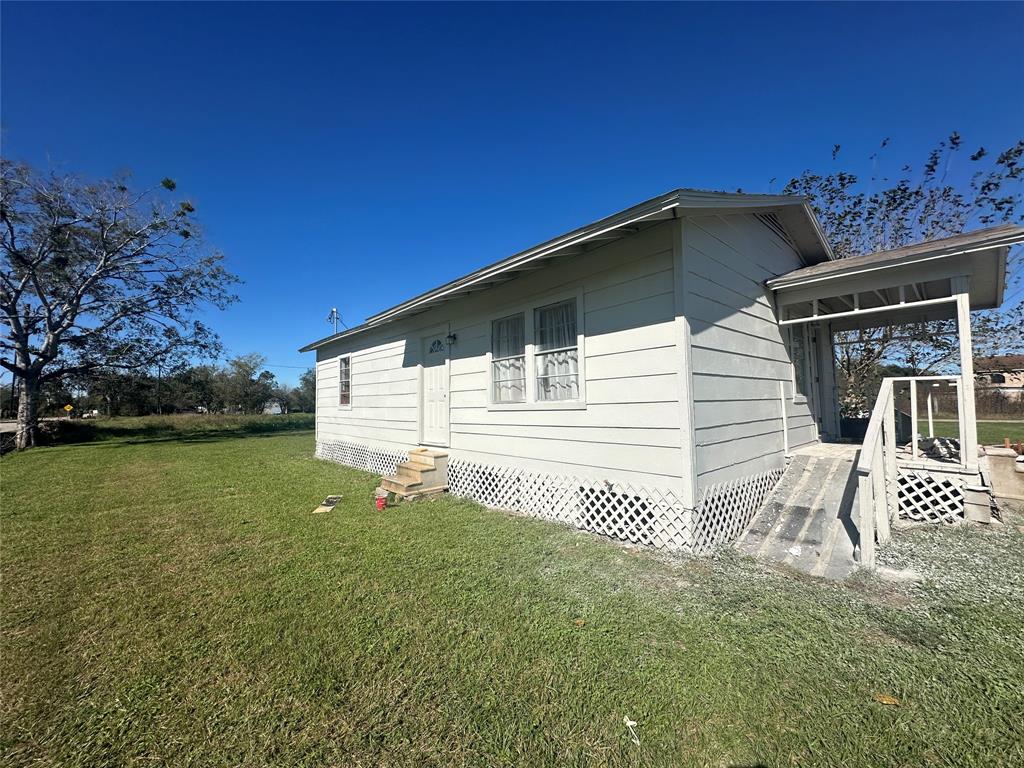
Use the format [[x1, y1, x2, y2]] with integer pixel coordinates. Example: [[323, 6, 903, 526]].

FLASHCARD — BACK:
[[685, 213, 818, 490], [585, 321, 676, 358], [314, 334, 419, 450], [312, 211, 828, 495], [449, 400, 680, 429], [314, 220, 686, 488]]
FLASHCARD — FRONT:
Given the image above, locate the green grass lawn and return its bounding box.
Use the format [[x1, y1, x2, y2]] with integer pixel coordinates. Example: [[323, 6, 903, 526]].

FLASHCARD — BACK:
[[928, 418, 1024, 446], [3, 419, 1023, 767]]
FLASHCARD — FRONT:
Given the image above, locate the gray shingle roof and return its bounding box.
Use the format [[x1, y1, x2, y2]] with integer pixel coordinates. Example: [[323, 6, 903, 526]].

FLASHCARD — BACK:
[[768, 224, 1024, 288]]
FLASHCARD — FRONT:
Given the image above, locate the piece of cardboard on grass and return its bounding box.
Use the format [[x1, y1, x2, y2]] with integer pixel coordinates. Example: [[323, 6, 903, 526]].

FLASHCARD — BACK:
[[313, 495, 343, 514]]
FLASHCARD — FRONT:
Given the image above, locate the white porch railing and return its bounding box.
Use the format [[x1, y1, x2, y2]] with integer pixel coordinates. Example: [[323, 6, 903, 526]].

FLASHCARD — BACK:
[[856, 375, 964, 567]]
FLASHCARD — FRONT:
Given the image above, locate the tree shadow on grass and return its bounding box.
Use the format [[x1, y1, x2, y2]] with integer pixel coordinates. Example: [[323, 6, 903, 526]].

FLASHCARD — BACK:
[[80, 429, 315, 450], [36, 414, 315, 450]]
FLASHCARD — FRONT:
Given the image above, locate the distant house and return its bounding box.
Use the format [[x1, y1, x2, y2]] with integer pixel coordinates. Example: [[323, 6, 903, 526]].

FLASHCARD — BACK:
[[300, 189, 1024, 563], [975, 355, 1024, 400]]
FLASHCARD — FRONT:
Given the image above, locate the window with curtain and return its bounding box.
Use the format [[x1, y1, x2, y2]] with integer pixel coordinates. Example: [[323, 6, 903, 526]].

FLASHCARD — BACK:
[[535, 299, 579, 401], [491, 313, 526, 403], [338, 356, 351, 406]]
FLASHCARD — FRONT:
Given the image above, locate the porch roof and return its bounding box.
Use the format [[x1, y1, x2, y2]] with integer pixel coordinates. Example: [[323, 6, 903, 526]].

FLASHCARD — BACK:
[[767, 224, 1024, 332]]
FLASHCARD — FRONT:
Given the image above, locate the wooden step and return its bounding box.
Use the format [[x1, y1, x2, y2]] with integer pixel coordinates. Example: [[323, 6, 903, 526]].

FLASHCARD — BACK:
[[381, 449, 451, 499], [402, 484, 449, 501], [407, 448, 448, 470], [380, 475, 422, 495], [397, 462, 434, 481]]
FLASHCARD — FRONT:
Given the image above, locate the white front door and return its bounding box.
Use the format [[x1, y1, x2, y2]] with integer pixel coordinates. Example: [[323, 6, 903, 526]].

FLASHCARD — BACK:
[[421, 333, 450, 446]]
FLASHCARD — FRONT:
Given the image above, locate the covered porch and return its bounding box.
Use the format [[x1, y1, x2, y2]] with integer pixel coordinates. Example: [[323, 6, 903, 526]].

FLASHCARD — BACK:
[[763, 225, 1024, 568]]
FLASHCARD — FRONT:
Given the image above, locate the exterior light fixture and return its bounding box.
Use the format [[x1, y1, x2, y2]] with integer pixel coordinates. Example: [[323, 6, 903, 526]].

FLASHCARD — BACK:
[[445, 332, 457, 346]]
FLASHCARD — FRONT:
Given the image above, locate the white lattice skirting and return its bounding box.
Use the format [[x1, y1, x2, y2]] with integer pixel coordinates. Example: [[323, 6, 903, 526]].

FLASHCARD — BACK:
[[315, 439, 782, 553], [316, 439, 408, 477], [896, 469, 965, 524], [448, 459, 692, 549], [695, 468, 785, 552], [448, 459, 783, 553]]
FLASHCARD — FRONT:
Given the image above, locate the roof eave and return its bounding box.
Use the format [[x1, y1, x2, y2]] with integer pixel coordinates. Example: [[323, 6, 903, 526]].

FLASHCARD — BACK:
[[299, 190, 832, 352], [362, 190, 686, 326], [766, 233, 1024, 292]]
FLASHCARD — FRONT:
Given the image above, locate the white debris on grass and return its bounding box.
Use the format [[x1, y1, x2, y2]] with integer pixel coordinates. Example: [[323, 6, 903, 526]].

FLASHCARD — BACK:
[[876, 503, 1024, 604], [623, 716, 640, 747]]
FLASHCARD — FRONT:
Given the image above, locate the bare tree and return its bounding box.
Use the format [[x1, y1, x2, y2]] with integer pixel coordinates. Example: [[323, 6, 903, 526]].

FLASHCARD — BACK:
[[784, 135, 1024, 414], [0, 161, 239, 448]]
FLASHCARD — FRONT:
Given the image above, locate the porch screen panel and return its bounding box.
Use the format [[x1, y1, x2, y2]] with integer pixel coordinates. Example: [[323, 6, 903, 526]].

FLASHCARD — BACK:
[[492, 313, 526, 403], [535, 299, 579, 401], [789, 327, 809, 399]]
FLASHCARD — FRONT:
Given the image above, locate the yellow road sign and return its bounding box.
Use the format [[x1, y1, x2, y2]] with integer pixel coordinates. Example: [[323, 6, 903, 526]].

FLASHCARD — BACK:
[[63, 404, 73, 412]]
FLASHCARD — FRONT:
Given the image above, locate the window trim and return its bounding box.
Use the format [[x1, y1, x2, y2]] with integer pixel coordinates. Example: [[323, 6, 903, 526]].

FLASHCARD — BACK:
[[337, 354, 353, 410], [485, 287, 586, 411], [533, 297, 582, 404]]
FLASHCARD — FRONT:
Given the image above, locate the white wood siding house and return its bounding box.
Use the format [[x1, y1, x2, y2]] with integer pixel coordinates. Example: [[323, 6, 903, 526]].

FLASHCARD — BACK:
[[301, 190, 1023, 557]]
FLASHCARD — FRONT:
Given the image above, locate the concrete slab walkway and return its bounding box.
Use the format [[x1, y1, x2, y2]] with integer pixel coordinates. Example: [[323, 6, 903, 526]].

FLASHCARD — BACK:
[[986, 452, 1024, 503]]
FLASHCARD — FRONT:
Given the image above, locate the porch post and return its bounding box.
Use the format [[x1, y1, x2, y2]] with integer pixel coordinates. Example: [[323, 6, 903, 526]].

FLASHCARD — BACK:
[[952, 276, 979, 472], [910, 381, 918, 460], [817, 320, 840, 440], [882, 389, 898, 522]]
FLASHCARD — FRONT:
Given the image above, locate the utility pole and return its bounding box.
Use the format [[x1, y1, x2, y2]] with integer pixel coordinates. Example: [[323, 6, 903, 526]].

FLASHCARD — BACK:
[[156, 363, 162, 415]]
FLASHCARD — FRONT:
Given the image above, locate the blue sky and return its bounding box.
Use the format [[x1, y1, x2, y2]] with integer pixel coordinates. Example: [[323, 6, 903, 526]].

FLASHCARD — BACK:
[[3, 1, 1022, 384]]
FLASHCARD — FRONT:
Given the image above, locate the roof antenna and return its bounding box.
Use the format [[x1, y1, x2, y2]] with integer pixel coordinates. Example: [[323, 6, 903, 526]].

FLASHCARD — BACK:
[[326, 307, 340, 334]]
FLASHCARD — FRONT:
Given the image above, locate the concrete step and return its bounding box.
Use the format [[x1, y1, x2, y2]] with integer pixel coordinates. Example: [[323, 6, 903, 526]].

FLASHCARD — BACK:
[[964, 486, 993, 523]]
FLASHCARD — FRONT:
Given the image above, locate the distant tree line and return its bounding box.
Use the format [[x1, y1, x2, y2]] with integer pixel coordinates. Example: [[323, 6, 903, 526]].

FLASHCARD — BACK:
[[0, 354, 315, 419]]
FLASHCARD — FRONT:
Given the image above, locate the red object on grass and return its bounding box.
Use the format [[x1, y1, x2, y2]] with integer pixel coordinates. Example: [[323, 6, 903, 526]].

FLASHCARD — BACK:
[[375, 496, 387, 511]]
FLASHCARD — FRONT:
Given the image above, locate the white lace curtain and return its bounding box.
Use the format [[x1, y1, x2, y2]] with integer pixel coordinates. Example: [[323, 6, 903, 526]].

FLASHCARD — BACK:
[[492, 314, 525, 402], [535, 300, 579, 401]]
